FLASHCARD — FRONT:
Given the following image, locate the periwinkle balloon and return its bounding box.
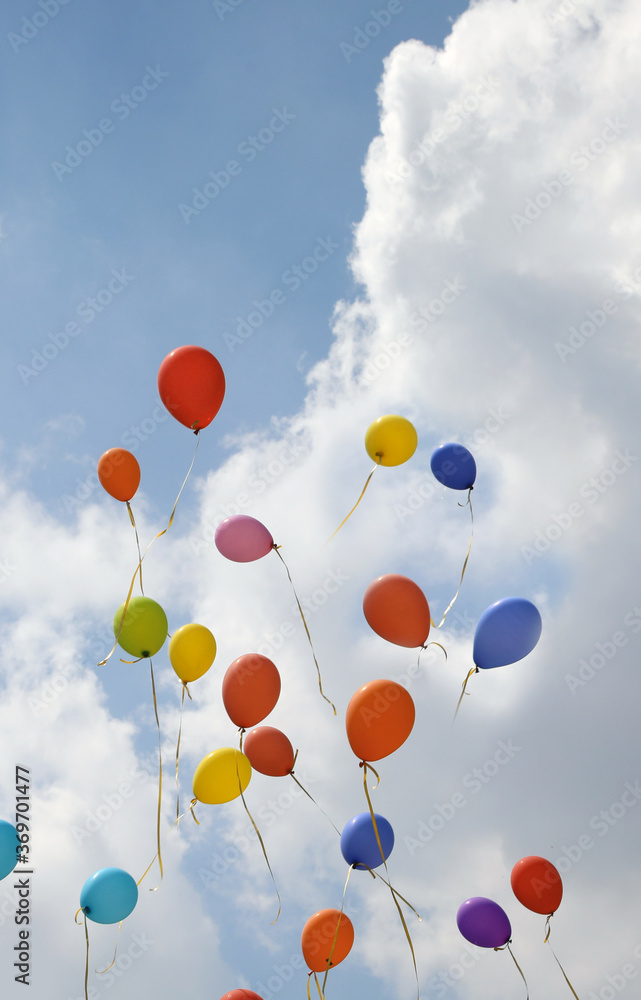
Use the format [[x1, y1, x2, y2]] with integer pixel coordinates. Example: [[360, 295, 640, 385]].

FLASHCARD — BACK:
[[340, 812, 394, 870], [430, 442, 476, 490], [473, 597, 542, 670]]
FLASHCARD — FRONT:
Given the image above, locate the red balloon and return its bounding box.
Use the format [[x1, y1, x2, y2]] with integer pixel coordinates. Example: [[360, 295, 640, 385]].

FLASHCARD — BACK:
[[243, 726, 295, 776], [219, 992, 264, 1000], [157, 345, 225, 431], [363, 574, 430, 648], [222, 654, 281, 729], [511, 856, 563, 915]]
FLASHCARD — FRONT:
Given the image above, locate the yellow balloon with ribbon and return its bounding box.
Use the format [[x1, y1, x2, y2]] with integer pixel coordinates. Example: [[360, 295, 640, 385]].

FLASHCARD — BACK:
[[193, 748, 252, 804], [169, 623, 217, 683], [113, 596, 168, 659], [365, 414, 418, 466]]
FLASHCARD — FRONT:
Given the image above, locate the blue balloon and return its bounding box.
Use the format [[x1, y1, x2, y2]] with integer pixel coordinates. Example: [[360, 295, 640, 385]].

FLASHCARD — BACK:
[[430, 442, 476, 490], [473, 597, 542, 670], [340, 812, 394, 870], [80, 868, 138, 925], [0, 821, 20, 880]]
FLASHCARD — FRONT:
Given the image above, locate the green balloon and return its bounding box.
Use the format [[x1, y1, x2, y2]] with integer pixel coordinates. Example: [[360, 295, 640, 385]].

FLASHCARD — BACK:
[[113, 596, 168, 658]]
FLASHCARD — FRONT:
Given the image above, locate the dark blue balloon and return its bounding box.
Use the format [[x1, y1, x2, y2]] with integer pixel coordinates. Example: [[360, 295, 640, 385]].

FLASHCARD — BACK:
[[80, 867, 138, 924], [340, 812, 394, 870], [473, 597, 542, 670], [0, 821, 20, 881], [430, 442, 476, 490]]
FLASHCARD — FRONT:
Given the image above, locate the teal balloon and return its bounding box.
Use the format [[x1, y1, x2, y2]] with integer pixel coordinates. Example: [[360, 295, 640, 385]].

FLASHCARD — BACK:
[[473, 597, 542, 670], [0, 821, 20, 880], [80, 867, 138, 924]]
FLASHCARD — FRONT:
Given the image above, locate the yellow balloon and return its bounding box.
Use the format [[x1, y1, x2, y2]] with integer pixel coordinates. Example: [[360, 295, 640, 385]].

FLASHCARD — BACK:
[[193, 748, 252, 805], [169, 623, 217, 683], [365, 415, 418, 466]]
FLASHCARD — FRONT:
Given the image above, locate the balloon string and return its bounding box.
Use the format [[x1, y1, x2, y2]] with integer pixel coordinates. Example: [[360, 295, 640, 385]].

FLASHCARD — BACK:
[[325, 458, 380, 544], [83, 911, 90, 1000], [126, 501, 144, 594], [236, 761, 281, 924], [96, 921, 123, 974], [432, 487, 474, 629], [289, 768, 342, 836], [418, 641, 447, 672], [494, 942, 529, 999], [98, 434, 200, 666], [175, 683, 192, 825], [312, 971, 324, 1000], [362, 763, 421, 1000], [137, 661, 164, 891], [319, 866, 355, 996], [453, 666, 478, 724], [544, 924, 580, 1000], [271, 545, 337, 715]]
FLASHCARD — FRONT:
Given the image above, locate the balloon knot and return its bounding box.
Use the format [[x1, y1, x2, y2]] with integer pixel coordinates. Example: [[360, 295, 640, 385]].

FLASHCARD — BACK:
[[359, 760, 365, 769]]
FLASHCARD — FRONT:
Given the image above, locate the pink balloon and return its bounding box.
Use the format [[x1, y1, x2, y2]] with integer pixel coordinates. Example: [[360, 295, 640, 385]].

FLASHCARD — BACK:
[[215, 515, 274, 563]]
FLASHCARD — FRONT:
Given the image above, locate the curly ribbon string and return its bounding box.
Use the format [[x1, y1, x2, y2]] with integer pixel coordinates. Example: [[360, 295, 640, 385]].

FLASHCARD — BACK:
[[236, 758, 282, 924], [453, 666, 478, 723], [308, 971, 324, 1000], [175, 682, 192, 824], [95, 921, 123, 975], [361, 762, 421, 1000], [544, 915, 581, 999], [432, 487, 474, 629], [288, 752, 342, 836], [494, 941, 530, 999], [126, 501, 144, 594], [75, 909, 90, 1000], [271, 545, 336, 715], [325, 456, 381, 544], [136, 661, 164, 891], [98, 434, 200, 667], [417, 641, 447, 672], [319, 865, 355, 998]]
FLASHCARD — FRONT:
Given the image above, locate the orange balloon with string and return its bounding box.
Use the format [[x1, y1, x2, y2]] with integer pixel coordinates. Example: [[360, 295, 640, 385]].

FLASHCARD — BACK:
[[98, 448, 141, 502], [363, 574, 430, 648], [222, 654, 281, 729], [243, 726, 295, 777], [511, 856, 563, 915], [345, 679, 415, 762], [301, 908, 354, 973]]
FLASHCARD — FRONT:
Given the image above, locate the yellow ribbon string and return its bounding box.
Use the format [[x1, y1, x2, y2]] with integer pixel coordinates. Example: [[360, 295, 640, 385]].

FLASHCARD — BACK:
[[544, 920, 581, 999], [453, 666, 478, 724], [320, 866, 355, 997], [236, 760, 281, 924], [126, 501, 144, 595], [175, 683, 192, 825], [431, 487, 474, 629], [289, 770, 342, 836], [312, 972, 324, 999], [418, 641, 447, 672], [325, 459, 380, 544], [271, 545, 336, 714], [137, 661, 164, 891], [494, 942, 530, 999], [96, 921, 123, 974], [82, 911, 89, 1000], [98, 434, 200, 667], [361, 763, 421, 1000]]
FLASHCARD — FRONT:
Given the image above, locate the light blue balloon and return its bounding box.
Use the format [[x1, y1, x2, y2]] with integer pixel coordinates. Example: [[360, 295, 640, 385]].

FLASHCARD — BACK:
[[473, 597, 542, 670], [80, 868, 138, 925], [0, 821, 20, 880], [430, 442, 476, 490]]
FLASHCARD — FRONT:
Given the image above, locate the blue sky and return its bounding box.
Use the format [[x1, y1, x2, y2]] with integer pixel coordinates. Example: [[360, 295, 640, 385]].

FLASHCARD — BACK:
[[2, 1, 641, 999]]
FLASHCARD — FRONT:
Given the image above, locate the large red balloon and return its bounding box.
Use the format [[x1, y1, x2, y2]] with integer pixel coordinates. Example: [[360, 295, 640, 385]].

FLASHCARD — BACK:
[[157, 345, 225, 431], [363, 574, 430, 648], [345, 679, 415, 762], [243, 726, 295, 777], [301, 909, 354, 973], [511, 856, 563, 915], [222, 654, 281, 729]]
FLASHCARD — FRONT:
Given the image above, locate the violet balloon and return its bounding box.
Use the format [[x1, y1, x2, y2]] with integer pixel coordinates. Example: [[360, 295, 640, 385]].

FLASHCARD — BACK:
[[215, 515, 274, 562], [456, 897, 511, 948]]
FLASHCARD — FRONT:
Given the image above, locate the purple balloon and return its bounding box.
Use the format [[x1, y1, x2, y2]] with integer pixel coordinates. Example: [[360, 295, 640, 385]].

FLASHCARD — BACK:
[[456, 897, 511, 948], [215, 515, 274, 563]]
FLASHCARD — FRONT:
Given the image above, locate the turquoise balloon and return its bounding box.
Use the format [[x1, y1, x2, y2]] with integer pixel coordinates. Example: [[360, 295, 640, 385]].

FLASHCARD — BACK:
[[80, 867, 138, 924], [0, 821, 20, 880]]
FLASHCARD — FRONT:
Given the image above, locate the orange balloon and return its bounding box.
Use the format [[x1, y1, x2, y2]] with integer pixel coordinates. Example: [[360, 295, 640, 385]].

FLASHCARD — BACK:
[[243, 726, 295, 777], [345, 679, 415, 762], [97, 449, 141, 502], [157, 345, 226, 431], [222, 654, 281, 729], [363, 574, 430, 648], [301, 909, 354, 973], [511, 856, 563, 915]]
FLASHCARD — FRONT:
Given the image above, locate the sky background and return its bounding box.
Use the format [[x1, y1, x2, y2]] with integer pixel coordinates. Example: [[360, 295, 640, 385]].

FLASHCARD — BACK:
[[1, 0, 641, 998]]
